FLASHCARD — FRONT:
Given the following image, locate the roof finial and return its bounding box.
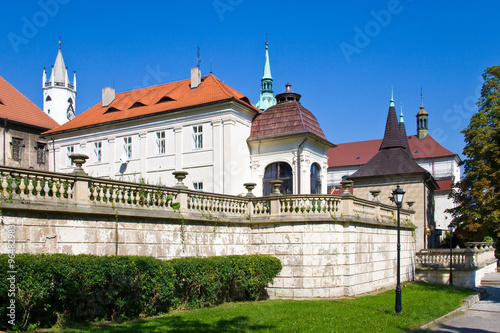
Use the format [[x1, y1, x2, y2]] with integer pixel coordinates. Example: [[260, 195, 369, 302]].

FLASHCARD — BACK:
[[399, 102, 404, 123], [58, 39, 61, 50], [390, 86, 395, 107], [420, 87, 424, 109], [265, 32, 268, 46]]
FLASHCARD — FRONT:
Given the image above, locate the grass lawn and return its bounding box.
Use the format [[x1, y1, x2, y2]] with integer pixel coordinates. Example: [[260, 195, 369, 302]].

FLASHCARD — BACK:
[[42, 282, 475, 333]]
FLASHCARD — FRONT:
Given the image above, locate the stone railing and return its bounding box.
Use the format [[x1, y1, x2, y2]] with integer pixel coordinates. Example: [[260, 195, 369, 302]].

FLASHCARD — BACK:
[[0, 165, 414, 225], [416, 242, 497, 270]]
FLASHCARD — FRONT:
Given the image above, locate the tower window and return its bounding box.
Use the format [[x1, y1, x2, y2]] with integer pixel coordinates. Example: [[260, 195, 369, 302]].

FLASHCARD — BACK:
[[45, 95, 52, 101]]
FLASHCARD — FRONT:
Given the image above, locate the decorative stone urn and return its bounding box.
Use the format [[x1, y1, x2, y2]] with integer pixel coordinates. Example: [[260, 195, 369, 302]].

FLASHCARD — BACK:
[[370, 190, 381, 202], [69, 154, 89, 176], [269, 180, 283, 196], [172, 171, 188, 189], [340, 179, 353, 196], [243, 182, 257, 198]]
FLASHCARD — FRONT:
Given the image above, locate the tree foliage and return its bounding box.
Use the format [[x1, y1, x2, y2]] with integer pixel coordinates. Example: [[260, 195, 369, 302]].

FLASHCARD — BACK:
[[449, 66, 500, 243]]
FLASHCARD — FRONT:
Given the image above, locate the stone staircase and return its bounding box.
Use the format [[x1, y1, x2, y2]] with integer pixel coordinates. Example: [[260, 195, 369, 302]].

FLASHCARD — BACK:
[[481, 272, 500, 286]]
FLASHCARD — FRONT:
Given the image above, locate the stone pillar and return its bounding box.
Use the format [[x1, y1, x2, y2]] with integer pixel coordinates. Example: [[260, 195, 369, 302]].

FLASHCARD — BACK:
[[69, 154, 90, 203]]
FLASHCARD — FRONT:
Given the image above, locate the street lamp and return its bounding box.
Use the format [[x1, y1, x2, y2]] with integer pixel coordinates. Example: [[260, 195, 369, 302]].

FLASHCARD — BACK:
[[392, 185, 405, 315], [448, 222, 456, 286]]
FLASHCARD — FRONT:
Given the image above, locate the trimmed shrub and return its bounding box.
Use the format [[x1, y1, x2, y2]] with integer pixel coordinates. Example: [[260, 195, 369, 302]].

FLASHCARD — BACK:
[[0, 254, 177, 330], [0, 254, 281, 331], [171, 255, 282, 309]]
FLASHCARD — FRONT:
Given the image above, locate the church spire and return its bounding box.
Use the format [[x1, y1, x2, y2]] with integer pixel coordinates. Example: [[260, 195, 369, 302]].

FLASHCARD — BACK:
[[43, 41, 77, 125], [380, 89, 404, 150], [256, 40, 276, 111]]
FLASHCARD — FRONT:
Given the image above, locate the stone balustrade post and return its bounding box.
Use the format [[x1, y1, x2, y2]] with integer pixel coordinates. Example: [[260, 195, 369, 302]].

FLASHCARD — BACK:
[[341, 195, 354, 216], [175, 190, 189, 212], [69, 154, 91, 204]]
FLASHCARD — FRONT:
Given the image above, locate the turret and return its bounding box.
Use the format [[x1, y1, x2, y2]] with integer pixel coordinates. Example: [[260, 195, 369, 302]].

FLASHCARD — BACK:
[[416, 90, 428, 139], [42, 41, 77, 125], [256, 41, 277, 111]]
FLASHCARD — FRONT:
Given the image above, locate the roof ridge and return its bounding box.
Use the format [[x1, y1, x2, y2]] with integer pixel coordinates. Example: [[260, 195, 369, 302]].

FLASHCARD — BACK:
[[296, 101, 306, 131], [209, 75, 233, 99]]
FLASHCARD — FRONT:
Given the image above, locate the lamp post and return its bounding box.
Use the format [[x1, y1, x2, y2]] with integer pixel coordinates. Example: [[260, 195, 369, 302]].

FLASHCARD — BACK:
[[392, 185, 405, 315], [448, 222, 456, 286]]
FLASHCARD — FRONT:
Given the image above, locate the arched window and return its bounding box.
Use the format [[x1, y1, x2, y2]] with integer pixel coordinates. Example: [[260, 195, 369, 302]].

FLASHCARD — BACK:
[[310, 163, 321, 194], [263, 162, 293, 196]]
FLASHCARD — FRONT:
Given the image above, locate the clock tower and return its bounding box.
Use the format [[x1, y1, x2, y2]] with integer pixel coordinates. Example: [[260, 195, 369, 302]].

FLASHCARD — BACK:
[[43, 41, 77, 125]]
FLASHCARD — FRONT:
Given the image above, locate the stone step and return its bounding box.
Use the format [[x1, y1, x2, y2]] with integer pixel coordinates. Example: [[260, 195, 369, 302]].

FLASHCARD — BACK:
[[481, 272, 500, 286]]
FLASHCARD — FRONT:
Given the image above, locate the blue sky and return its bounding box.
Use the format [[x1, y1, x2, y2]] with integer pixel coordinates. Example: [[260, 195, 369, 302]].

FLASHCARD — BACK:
[[1, 1, 499, 160]]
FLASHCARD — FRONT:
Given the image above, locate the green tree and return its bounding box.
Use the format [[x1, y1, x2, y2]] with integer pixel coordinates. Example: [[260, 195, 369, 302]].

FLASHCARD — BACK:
[[449, 66, 500, 243]]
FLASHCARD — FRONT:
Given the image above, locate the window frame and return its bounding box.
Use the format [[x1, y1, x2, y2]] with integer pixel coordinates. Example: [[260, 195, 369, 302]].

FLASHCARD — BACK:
[[155, 131, 166, 155], [94, 141, 102, 163], [192, 125, 203, 150], [36, 142, 47, 164], [123, 136, 132, 158], [66, 146, 74, 166], [11, 137, 23, 160], [193, 181, 204, 191]]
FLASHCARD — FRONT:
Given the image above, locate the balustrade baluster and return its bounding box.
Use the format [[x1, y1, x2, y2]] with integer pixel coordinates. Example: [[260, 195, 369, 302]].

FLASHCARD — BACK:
[[35, 177, 42, 198], [1, 173, 9, 197]]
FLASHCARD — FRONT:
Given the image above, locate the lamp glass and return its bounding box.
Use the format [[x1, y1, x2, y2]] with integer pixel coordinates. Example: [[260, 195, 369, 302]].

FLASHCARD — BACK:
[[448, 223, 456, 233], [392, 186, 405, 205]]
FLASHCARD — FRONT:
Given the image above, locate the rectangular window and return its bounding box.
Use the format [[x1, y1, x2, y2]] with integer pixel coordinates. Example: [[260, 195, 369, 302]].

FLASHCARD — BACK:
[[124, 137, 132, 158], [36, 142, 46, 164], [11, 138, 23, 160], [66, 146, 74, 166], [192, 125, 203, 150], [94, 141, 102, 163], [156, 131, 166, 155], [193, 182, 203, 191]]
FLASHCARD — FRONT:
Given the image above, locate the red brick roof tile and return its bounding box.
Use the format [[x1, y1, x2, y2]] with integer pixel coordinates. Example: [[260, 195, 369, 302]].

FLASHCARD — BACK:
[[44, 74, 259, 135], [249, 100, 333, 146], [0, 75, 59, 130], [328, 135, 457, 168]]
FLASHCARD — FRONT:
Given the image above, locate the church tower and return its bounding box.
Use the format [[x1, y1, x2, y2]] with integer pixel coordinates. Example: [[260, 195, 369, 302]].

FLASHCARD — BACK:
[[256, 41, 276, 111], [416, 91, 428, 139], [43, 41, 76, 125]]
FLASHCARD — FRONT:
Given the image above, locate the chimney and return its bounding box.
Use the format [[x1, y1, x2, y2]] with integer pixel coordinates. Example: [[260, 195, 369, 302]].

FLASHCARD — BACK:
[[191, 68, 201, 89], [102, 87, 115, 107]]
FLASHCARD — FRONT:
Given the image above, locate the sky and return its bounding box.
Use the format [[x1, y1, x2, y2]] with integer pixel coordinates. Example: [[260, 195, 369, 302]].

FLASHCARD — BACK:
[[1, 1, 500, 162]]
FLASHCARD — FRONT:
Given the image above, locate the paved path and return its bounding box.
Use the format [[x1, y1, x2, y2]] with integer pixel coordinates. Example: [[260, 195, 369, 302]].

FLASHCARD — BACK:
[[422, 273, 500, 333]]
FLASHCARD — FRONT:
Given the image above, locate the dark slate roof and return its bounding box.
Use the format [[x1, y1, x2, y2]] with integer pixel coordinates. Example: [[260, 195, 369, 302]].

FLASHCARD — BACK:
[[248, 100, 333, 147], [399, 121, 412, 156], [351, 104, 431, 180], [380, 105, 404, 149]]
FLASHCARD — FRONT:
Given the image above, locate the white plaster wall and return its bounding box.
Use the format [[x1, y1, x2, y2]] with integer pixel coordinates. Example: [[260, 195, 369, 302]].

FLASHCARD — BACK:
[[50, 103, 254, 194], [435, 192, 454, 230]]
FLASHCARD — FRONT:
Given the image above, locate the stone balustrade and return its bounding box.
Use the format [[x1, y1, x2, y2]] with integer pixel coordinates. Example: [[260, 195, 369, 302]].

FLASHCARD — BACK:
[[0, 165, 413, 224]]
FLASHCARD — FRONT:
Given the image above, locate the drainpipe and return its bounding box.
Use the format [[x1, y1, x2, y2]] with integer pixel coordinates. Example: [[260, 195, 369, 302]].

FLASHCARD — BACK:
[[3, 118, 7, 165], [52, 138, 56, 172], [297, 134, 308, 194]]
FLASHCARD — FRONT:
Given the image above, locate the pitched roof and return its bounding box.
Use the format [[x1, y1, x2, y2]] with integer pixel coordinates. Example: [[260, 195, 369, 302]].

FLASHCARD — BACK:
[[328, 135, 457, 168], [249, 100, 331, 144], [436, 178, 454, 192], [44, 74, 259, 135], [350, 103, 429, 179], [0, 75, 59, 130]]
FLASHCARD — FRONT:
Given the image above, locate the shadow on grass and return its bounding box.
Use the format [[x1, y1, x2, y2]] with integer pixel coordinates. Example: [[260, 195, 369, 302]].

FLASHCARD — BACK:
[[82, 315, 274, 333]]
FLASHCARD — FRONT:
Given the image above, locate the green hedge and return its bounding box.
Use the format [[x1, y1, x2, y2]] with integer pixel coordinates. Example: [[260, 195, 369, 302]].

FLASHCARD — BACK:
[[0, 254, 281, 331]]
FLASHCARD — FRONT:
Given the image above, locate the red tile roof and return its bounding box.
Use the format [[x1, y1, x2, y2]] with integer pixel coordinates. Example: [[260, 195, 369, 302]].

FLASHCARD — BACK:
[[0, 75, 59, 130], [436, 178, 454, 192], [249, 100, 334, 146], [44, 74, 259, 135], [328, 135, 457, 168]]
